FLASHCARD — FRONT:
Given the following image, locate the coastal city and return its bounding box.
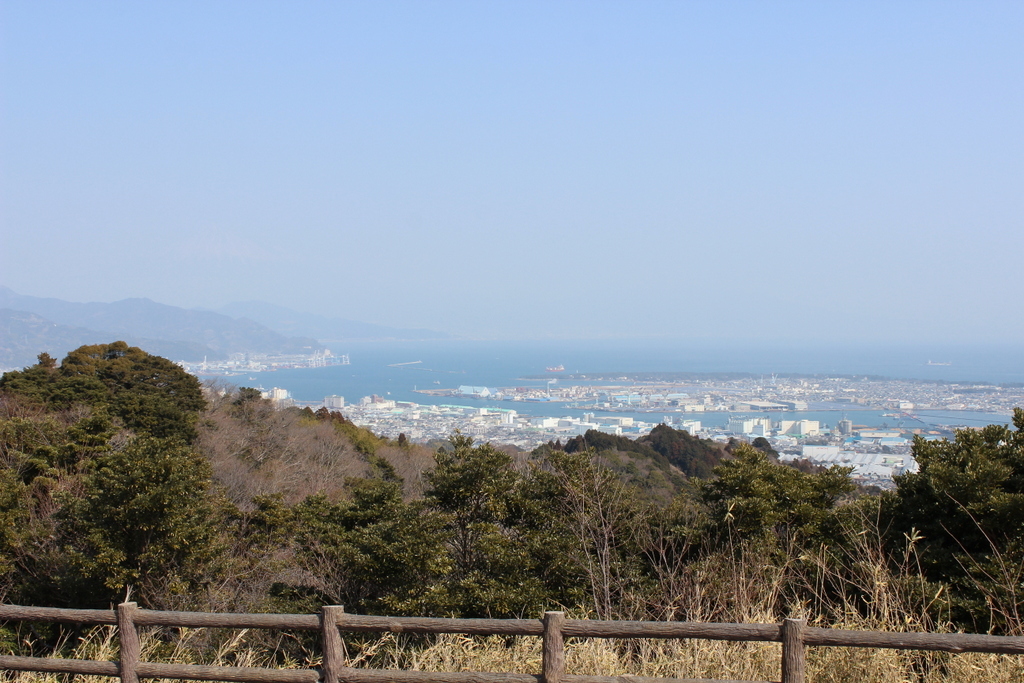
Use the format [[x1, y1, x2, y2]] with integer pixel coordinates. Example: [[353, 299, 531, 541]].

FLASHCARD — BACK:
[[413, 370, 1023, 415], [232, 357, 1024, 490]]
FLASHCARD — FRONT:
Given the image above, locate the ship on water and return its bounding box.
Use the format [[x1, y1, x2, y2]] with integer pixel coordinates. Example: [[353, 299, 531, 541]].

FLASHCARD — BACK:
[[546, 364, 565, 372]]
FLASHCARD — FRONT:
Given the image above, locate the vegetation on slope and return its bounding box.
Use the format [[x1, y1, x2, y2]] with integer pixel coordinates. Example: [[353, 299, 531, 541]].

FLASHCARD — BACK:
[[1, 343, 1022, 681]]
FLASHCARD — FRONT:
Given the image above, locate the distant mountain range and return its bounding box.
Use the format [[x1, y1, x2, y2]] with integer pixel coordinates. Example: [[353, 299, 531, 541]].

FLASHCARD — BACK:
[[0, 308, 218, 369], [0, 287, 448, 370]]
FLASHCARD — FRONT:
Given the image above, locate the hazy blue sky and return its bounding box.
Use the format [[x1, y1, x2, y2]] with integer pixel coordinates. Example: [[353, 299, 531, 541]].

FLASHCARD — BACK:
[[2, 1, 1022, 342]]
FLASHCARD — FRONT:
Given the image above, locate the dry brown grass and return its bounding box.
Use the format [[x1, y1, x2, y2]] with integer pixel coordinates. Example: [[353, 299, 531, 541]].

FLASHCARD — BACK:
[[2, 623, 305, 683], [371, 616, 1022, 683], [5, 503, 1022, 682], [5, 610, 1021, 683]]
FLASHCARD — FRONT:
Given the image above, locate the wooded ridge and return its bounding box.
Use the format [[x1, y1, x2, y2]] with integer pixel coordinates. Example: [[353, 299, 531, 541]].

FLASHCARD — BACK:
[[2, 343, 1023, 682]]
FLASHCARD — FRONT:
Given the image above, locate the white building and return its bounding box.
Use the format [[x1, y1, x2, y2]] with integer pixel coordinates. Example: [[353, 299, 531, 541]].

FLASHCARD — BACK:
[[779, 420, 820, 436], [324, 395, 345, 409], [728, 417, 772, 435], [802, 445, 841, 460]]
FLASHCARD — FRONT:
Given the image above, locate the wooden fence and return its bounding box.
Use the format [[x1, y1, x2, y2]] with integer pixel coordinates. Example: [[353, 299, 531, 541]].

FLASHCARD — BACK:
[[1, 603, 1023, 683]]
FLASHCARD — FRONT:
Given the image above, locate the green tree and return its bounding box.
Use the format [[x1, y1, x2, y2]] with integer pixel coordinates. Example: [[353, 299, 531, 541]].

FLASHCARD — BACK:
[[0, 468, 29, 601], [641, 424, 725, 479], [698, 444, 854, 544], [882, 408, 1024, 632], [294, 477, 448, 615], [424, 433, 554, 616], [0, 342, 205, 442], [750, 437, 780, 459], [62, 436, 220, 607], [0, 398, 122, 607]]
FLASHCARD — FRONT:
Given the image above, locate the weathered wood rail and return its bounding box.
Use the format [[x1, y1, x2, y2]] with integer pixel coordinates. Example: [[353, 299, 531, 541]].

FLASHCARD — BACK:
[[2, 603, 1022, 683]]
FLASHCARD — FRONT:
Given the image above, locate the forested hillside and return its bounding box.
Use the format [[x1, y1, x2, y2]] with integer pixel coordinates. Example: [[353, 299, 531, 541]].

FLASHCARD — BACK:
[[1, 344, 1022, 661]]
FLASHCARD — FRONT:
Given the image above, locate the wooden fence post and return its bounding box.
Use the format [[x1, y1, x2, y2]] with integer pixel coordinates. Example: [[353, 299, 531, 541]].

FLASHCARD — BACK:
[[781, 618, 806, 683], [117, 602, 141, 683], [322, 605, 346, 683], [543, 611, 565, 683]]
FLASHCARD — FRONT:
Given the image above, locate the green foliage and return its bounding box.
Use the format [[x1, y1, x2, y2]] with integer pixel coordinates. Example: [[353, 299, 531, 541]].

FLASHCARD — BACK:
[[293, 478, 449, 615], [0, 345, 214, 608], [305, 406, 386, 456], [425, 433, 532, 615], [61, 436, 219, 606], [0, 342, 205, 441], [0, 410, 111, 484], [336, 421, 385, 456], [558, 427, 692, 502], [0, 467, 29, 598], [0, 402, 110, 606], [640, 424, 726, 479], [750, 436, 780, 459], [235, 387, 264, 405], [419, 432, 598, 618], [564, 430, 665, 463], [698, 444, 854, 544], [882, 408, 1024, 632]]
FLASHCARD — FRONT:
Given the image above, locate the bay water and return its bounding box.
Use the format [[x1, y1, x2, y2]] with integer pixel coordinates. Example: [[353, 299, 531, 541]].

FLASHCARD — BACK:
[[224, 339, 1023, 431]]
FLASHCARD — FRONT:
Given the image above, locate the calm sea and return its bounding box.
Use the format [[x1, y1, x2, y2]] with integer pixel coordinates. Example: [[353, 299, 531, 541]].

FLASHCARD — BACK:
[[222, 340, 1024, 431]]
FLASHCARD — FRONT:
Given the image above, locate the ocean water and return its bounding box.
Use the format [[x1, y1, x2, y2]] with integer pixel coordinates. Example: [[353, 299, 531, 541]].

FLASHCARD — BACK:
[[226, 339, 1024, 430]]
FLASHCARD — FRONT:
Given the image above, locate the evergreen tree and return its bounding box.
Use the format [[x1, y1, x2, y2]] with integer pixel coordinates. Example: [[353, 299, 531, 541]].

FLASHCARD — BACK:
[[61, 436, 220, 607], [424, 433, 553, 616], [698, 444, 854, 544], [882, 408, 1024, 632], [0, 342, 205, 442]]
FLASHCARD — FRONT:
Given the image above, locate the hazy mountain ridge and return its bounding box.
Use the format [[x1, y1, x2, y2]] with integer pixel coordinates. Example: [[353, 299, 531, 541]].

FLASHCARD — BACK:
[[216, 300, 451, 341], [0, 287, 449, 370], [0, 308, 217, 369], [1, 308, 112, 369], [0, 287, 321, 367]]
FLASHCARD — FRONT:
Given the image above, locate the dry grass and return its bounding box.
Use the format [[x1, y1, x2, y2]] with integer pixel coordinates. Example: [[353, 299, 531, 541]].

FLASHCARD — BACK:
[[1, 624, 305, 683], [383, 630, 780, 683], [5, 515, 1022, 683], [373, 616, 1022, 683], [5, 612, 1021, 683]]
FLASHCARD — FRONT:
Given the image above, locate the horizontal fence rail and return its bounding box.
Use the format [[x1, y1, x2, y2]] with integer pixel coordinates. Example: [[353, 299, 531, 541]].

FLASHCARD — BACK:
[[2, 603, 1023, 683]]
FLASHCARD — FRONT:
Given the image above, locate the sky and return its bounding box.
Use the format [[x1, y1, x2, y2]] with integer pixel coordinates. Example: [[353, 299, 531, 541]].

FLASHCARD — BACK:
[[1, 1, 1022, 343]]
